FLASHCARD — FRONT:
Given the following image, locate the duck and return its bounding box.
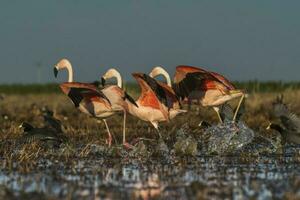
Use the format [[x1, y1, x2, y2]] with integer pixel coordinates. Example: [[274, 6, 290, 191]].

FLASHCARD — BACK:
[[18, 122, 67, 147], [267, 122, 300, 144], [268, 95, 300, 144]]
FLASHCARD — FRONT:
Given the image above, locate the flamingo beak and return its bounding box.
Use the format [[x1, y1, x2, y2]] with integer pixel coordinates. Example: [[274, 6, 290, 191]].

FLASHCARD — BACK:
[[101, 77, 106, 87], [54, 67, 58, 78]]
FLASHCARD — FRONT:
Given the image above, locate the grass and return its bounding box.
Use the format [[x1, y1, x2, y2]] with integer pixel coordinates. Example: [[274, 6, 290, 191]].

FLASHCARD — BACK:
[[0, 86, 300, 199], [1, 81, 300, 94], [0, 84, 300, 172]]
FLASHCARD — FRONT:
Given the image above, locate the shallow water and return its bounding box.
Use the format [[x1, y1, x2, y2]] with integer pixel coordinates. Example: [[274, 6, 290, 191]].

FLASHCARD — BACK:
[[0, 151, 300, 200]]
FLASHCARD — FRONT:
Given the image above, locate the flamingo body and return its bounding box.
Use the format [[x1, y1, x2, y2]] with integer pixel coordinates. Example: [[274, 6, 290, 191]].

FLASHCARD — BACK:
[[100, 68, 138, 147], [54, 59, 123, 146], [127, 73, 186, 132], [149, 65, 244, 122], [173, 65, 245, 122]]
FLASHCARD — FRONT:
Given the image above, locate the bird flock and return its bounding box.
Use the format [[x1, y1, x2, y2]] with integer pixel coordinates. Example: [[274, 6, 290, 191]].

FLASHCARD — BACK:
[[53, 58, 248, 148]]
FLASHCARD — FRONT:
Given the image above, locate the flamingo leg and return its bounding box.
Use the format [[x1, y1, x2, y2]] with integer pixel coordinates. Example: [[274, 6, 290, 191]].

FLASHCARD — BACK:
[[119, 112, 133, 149], [233, 94, 245, 122], [103, 119, 115, 147], [151, 121, 162, 138], [213, 106, 223, 123], [122, 111, 126, 144]]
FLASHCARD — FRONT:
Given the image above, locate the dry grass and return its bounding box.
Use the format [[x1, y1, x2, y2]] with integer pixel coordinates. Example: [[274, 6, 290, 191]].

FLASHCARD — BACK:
[[0, 90, 300, 170]]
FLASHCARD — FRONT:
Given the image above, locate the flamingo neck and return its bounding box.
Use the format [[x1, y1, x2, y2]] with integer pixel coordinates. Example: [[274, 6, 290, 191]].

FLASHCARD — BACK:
[[104, 69, 123, 88], [65, 62, 73, 82], [114, 72, 122, 88], [164, 72, 172, 87], [151, 67, 172, 87]]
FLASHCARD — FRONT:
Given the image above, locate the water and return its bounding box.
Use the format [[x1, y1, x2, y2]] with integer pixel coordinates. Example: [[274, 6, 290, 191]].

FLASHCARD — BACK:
[[0, 153, 299, 199]]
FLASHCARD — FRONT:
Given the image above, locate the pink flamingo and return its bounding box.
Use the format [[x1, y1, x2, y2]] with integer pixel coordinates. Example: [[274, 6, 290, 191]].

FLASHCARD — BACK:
[[173, 65, 245, 122], [54, 58, 135, 146], [125, 73, 186, 137], [101, 68, 138, 147]]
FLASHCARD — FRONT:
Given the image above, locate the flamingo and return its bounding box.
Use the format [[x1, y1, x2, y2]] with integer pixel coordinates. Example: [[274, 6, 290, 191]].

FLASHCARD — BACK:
[[148, 66, 185, 116], [100, 68, 138, 147], [149, 65, 245, 123], [125, 73, 186, 137], [54, 58, 130, 147], [173, 65, 245, 122]]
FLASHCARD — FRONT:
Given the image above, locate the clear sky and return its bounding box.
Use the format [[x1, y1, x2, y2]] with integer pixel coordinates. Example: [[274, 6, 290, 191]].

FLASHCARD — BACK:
[[0, 1, 299, 83]]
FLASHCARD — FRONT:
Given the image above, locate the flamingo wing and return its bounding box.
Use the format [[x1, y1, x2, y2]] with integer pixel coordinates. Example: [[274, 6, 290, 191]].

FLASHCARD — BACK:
[[157, 81, 181, 109], [173, 65, 236, 100], [59, 82, 100, 94], [123, 91, 139, 107], [70, 87, 110, 108], [174, 65, 207, 83], [209, 72, 236, 90], [176, 65, 235, 89], [134, 73, 178, 109], [60, 83, 110, 107], [173, 71, 208, 100], [132, 73, 170, 120]]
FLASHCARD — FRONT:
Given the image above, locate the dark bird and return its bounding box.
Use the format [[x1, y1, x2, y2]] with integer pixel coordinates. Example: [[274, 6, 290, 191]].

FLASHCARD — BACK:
[[18, 122, 67, 147], [269, 95, 300, 144], [219, 101, 245, 123], [198, 102, 245, 129], [198, 120, 211, 129], [272, 95, 300, 132], [40, 106, 63, 133], [267, 122, 300, 144]]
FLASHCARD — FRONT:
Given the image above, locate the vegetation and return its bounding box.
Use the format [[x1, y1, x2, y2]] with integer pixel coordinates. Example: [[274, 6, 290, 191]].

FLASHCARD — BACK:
[[0, 86, 300, 199], [1, 81, 300, 94]]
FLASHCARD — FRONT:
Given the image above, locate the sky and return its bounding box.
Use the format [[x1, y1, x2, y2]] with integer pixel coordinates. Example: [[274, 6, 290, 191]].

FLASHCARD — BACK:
[[0, 0, 299, 83]]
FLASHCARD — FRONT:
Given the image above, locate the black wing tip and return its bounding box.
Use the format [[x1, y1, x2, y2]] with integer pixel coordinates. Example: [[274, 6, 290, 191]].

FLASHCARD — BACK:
[[68, 88, 83, 107], [67, 87, 111, 107], [124, 91, 138, 108]]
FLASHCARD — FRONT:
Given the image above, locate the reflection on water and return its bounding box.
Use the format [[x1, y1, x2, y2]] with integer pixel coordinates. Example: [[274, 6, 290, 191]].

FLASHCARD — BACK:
[[0, 154, 300, 200]]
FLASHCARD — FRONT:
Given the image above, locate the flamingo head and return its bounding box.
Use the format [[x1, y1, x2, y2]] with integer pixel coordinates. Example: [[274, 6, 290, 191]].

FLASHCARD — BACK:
[[149, 66, 166, 78], [101, 68, 121, 87], [54, 58, 71, 78]]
